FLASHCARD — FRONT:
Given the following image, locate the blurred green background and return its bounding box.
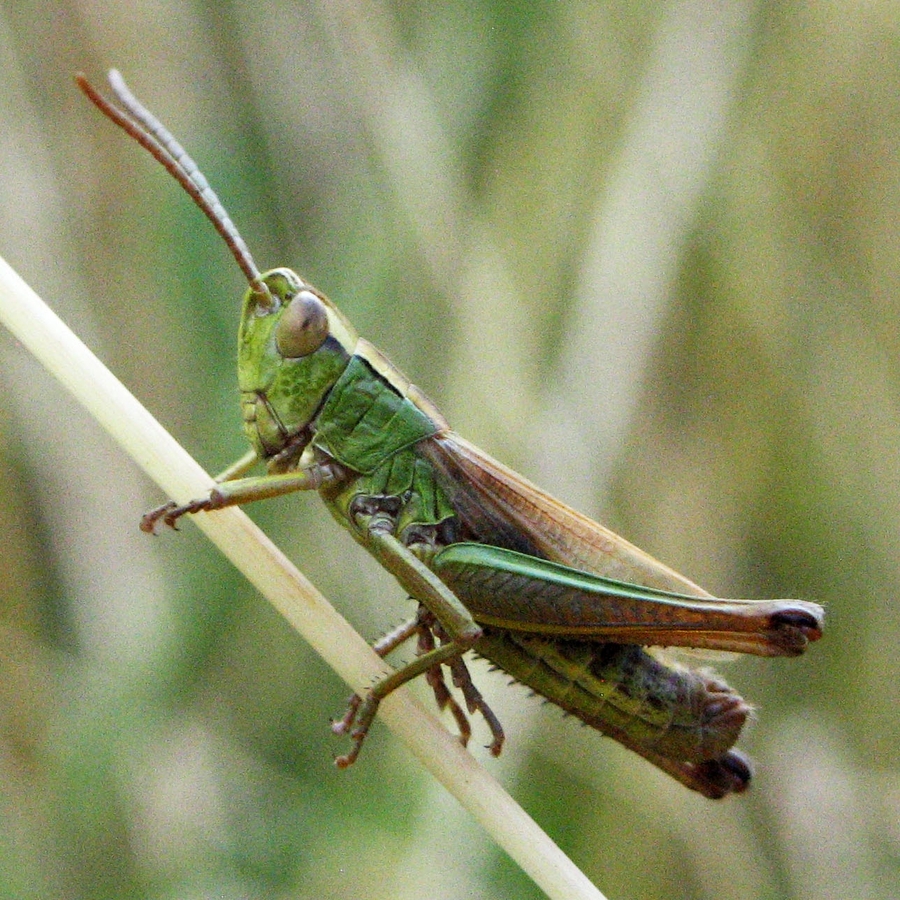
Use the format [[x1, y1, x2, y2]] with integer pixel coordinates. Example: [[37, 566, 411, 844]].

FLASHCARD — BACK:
[[0, 2, 897, 898]]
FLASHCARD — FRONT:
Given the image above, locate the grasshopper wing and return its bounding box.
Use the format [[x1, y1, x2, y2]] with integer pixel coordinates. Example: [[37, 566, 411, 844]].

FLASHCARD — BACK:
[[421, 432, 822, 655], [422, 431, 713, 593]]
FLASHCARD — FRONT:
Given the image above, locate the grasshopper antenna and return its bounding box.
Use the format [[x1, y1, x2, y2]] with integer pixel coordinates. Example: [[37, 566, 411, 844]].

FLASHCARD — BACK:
[[76, 70, 274, 309]]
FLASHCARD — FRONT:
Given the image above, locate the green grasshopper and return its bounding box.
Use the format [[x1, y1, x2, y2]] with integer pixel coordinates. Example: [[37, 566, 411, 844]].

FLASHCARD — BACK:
[[79, 71, 824, 799]]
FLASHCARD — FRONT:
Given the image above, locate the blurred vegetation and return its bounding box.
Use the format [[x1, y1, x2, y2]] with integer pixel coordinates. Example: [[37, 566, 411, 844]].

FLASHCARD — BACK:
[[0, 1, 898, 898]]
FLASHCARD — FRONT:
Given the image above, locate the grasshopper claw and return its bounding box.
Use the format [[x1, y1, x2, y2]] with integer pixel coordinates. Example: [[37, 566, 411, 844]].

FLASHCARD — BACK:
[[140, 500, 178, 533], [141, 496, 213, 532]]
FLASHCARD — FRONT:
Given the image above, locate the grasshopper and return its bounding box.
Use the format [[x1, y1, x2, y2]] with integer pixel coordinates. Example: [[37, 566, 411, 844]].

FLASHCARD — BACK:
[[79, 71, 823, 798]]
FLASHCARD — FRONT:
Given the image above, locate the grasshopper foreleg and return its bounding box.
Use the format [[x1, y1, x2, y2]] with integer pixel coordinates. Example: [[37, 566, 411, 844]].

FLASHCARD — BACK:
[[141, 463, 336, 532]]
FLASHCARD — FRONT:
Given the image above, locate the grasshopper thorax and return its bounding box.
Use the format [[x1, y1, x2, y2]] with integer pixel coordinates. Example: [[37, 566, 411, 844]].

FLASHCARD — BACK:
[[238, 267, 358, 463]]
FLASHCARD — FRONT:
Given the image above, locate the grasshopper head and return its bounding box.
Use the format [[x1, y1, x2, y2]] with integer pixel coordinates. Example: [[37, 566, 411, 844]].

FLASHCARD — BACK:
[[75, 75, 358, 468], [238, 267, 358, 464]]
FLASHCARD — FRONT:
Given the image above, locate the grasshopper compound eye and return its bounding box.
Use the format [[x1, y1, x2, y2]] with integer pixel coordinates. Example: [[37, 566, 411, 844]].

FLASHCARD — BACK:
[[276, 290, 329, 358]]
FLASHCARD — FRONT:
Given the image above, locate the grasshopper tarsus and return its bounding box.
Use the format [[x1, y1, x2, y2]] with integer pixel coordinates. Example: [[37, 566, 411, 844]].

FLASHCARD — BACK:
[[140, 498, 205, 532], [142, 495, 218, 532], [165, 498, 206, 528], [333, 748, 358, 770], [140, 500, 178, 533], [701, 690, 750, 733]]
